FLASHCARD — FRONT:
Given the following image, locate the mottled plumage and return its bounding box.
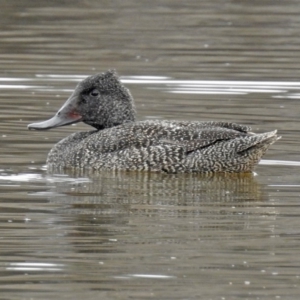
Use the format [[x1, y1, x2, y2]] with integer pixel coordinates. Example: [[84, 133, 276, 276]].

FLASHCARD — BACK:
[[28, 70, 280, 173]]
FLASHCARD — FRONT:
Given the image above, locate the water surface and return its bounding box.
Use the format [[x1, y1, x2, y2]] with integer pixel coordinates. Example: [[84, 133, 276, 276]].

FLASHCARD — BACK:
[[0, 1, 300, 299]]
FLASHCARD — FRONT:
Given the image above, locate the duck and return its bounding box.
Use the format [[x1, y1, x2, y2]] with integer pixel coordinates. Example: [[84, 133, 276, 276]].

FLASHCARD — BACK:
[[28, 70, 280, 173]]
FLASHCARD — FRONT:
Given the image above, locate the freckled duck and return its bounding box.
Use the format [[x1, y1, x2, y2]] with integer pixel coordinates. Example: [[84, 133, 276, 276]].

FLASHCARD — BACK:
[[28, 70, 280, 173]]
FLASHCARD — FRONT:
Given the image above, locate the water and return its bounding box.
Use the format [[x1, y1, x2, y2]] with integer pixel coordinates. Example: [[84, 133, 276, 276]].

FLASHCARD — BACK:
[[0, 1, 300, 299]]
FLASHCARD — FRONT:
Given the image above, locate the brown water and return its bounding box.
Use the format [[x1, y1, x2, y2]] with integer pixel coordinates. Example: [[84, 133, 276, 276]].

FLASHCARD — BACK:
[[0, 1, 300, 299]]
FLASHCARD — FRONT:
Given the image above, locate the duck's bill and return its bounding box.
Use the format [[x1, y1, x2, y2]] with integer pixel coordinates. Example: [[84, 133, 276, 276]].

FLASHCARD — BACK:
[[28, 93, 82, 130], [28, 113, 82, 130]]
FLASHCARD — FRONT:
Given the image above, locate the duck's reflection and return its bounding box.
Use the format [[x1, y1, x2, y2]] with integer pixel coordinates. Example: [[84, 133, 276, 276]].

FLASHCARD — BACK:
[[48, 170, 264, 209], [43, 170, 277, 245]]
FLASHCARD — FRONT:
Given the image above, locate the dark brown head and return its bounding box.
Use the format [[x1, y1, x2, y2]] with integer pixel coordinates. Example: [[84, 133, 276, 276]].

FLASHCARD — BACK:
[[28, 70, 136, 131]]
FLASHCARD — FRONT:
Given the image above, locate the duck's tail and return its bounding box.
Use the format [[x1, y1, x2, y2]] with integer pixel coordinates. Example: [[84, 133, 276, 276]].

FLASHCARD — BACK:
[[236, 130, 281, 156], [237, 130, 280, 153], [229, 130, 280, 172]]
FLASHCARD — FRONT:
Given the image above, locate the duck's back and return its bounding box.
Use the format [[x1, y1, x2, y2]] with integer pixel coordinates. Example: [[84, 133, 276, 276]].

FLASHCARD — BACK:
[[46, 120, 278, 173]]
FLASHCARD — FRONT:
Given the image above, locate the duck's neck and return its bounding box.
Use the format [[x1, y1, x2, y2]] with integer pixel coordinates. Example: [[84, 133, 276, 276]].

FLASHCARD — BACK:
[[90, 120, 135, 131]]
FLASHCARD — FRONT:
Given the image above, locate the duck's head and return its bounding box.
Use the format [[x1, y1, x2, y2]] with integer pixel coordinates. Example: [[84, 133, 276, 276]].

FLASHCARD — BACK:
[[28, 70, 136, 131]]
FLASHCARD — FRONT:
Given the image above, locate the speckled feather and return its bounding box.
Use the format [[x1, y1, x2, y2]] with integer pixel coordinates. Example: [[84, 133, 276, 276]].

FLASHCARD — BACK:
[[30, 70, 279, 173], [47, 120, 278, 173]]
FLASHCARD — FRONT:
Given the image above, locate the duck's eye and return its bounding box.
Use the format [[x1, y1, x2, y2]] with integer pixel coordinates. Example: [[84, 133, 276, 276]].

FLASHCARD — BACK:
[[90, 89, 99, 97]]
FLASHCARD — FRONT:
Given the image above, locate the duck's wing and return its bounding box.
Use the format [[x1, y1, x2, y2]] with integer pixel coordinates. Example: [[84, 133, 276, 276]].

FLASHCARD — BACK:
[[86, 121, 250, 154], [158, 127, 248, 153], [155, 130, 279, 173], [173, 121, 251, 133], [89, 122, 248, 153], [160, 129, 278, 154]]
